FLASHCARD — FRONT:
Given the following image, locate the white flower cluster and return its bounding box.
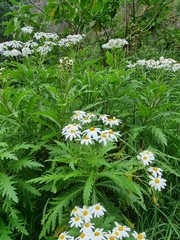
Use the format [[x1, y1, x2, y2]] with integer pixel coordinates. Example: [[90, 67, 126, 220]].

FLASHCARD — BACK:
[[58, 204, 146, 240], [102, 38, 129, 49], [0, 26, 85, 58], [61, 110, 122, 146], [57, 34, 85, 47], [127, 56, 180, 72], [137, 150, 167, 191], [59, 57, 74, 67]]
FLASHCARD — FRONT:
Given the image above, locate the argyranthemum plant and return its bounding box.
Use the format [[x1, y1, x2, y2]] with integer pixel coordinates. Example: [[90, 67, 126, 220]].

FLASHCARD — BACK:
[[57, 204, 146, 240]]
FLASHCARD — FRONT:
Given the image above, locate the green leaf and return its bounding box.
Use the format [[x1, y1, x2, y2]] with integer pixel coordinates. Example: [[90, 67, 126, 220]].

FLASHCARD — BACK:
[[0, 173, 18, 203], [83, 170, 94, 205], [149, 125, 167, 145]]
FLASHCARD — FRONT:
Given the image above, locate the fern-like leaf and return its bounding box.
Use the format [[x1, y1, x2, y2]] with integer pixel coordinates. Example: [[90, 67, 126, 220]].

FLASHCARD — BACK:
[[83, 170, 95, 205]]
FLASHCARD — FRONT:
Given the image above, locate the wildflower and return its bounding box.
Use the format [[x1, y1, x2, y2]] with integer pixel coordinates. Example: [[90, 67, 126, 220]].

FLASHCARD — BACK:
[[148, 166, 163, 177], [22, 46, 33, 56], [80, 136, 94, 145], [113, 222, 131, 239], [70, 206, 82, 217], [76, 232, 92, 240], [71, 110, 86, 121], [104, 117, 122, 127], [36, 45, 52, 55], [58, 231, 73, 240], [98, 114, 109, 123], [80, 117, 92, 125], [83, 127, 101, 138], [64, 129, 82, 141], [7, 40, 23, 48], [106, 129, 121, 141], [69, 216, 84, 228], [86, 112, 96, 118], [93, 228, 106, 240], [80, 222, 95, 233], [97, 131, 111, 146], [24, 40, 38, 48], [105, 231, 117, 240], [81, 206, 93, 222], [137, 150, 155, 166], [91, 203, 106, 218], [132, 231, 146, 240], [21, 26, 34, 34], [102, 38, 128, 49], [7, 48, 22, 57], [149, 175, 167, 191]]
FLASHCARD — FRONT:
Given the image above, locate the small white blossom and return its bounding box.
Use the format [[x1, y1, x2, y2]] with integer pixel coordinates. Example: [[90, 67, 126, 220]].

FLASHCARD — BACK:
[[132, 231, 146, 240], [148, 166, 163, 177], [149, 175, 167, 191], [21, 26, 34, 34]]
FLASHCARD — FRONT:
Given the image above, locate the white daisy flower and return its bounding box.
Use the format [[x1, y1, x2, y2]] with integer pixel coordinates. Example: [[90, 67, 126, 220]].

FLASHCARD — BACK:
[[98, 114, 109, 123], [104, 231, 117, 240], [64, 129, 82, 141], [93, 228, 106, 240], [83, 127, 102, 139], [97, 131, 111, 146], [148, 166, 163, 177], [80, 117, 92, 125], [69, 216, 84, 228], [113, 222, 131, 238], [104, 117, 122, 127], [137, 150, 155, 166], [24, 40, 38, 48], [71, 111, 86, 121], [36, 45, 52, 56], [81, 206, 93, 222], [9, 48, 22, 57], [91, 203, 106, 218], [76, 232, 92, 240], [80, 136, 94, 145], [106, 129, 121, 141], [70, 206, 82, 217], [22, 46, 33, 56], [132, 231, 146, 240], [21, 26, 34, 34], [58, 231, 73, 240], [80, 222, 95, 233], [149, 175, 167, 191]]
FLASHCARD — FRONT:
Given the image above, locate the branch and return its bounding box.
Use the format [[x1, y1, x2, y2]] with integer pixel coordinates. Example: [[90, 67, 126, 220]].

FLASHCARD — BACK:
[[28, 0, 44, 13]]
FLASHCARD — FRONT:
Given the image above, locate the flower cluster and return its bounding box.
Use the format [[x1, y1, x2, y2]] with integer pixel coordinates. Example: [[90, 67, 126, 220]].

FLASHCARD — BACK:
[[127, 56, 180, 72], [0, 26, 85, 58], [57, 34, 85, 47], [102, 38, 129, 49], [58, 204, 146, 240], [61, 111, 122, 146], [137, 150, 167, 191], [59, 57, 74, 68]]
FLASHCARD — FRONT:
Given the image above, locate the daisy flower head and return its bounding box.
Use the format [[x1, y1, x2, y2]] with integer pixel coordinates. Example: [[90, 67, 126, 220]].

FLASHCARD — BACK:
[[113, 222, 131, 239], [93, 228, 106, 240], [106, 129, 121, 141], [86, 112, 97, 118], [71, 110, 86, 121], [80, 222, 95, 233], [91, 203, 106, 218], [105, 231, 117, 240], [58, 231, 73, 240], [83, 127, 102, 139], [104, 117, 122, 128], [81, 205, 93, 222], [69, 215, 84, 228], [21, 26, 34, 34], [148, 166, 163, 177], [70, 206, 82, 217], [80, 135, 94, 145], [98, 114, 109, 123], [64, 129, 82, 141], [149, 175, 167, 191], [76, 232, 92, 240], [137, 150, 155, 166], [80, 117, 92, 125], [97, 131, 111, 146], [132, 231, 146, 240]]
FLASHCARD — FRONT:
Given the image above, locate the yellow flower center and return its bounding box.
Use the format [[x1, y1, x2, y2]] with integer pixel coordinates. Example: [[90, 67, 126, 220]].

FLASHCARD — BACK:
[[102, 133, 107, 138], [155, 178, 160, 184], [80, 233, 85, 238], [115, 231, 119, 236], [83, 210, 88, 216], [60, 235, 65, 239], [112, 117, 116, 121], [108, 130, 114, 134], [145, 151, 150, 154], [110, 237, 115, 240], [73, 207, 77, 212], [84, 117, 89, 120], [95, 205, 100, 210], [73, 123, 77, 126], [75, 217, 80, 221], [138, 234, 143, 239], [94, 232, 100, 236], [90, 127, 95, 131], [143, 156, 148, 160], [153, 167, 158, 172], [71, 130, 76, 133], [84, 223, 90, 227], [118, 226, 124, 231], [83, 136, 89, 140]]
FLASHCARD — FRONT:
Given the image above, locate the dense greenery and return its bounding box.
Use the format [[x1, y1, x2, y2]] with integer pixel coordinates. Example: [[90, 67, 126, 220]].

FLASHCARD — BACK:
[[0, 0, 180, 239]]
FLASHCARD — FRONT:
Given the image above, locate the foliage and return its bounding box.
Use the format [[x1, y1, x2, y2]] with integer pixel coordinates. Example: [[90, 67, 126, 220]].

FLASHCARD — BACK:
[[0, 0, 180, 240]]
